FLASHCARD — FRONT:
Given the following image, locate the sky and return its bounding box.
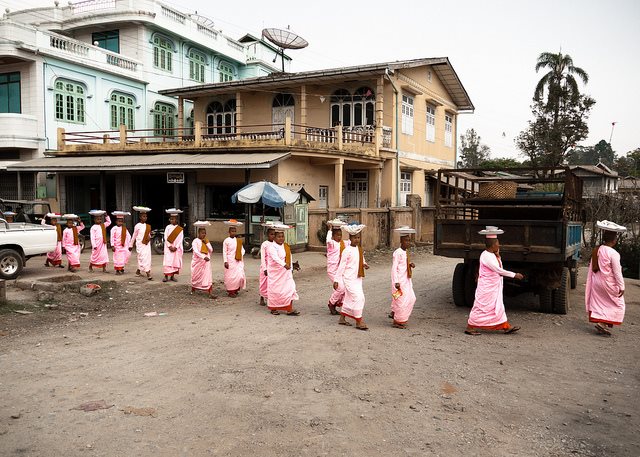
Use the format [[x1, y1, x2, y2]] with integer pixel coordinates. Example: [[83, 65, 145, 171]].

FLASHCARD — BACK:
[[3, 0, 640, 160]]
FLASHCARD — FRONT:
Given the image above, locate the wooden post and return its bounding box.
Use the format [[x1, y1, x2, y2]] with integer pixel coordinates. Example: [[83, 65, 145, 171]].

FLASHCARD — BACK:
[[119, 124, 127, 145], [334, 159, 344, 208], [300, 85, 307, 127], [178, 96, 184, 140], [194, 121, 203, 147], [57, 127, 65, 151], [284, 115, 292, 146]]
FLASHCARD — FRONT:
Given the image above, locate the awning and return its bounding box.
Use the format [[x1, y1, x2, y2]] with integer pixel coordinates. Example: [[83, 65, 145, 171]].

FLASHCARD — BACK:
[[6, 152, 291, 172]]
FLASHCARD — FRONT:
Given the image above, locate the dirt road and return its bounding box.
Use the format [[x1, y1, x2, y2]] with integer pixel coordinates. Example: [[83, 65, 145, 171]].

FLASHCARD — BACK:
[[1, 250, 639, 456]]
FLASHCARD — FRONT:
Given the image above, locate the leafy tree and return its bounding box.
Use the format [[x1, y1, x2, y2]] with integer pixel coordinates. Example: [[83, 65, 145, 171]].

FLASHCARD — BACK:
[[567, 140, 614, 166], [480, 157, 523, 169], [457, 128, 490, 168], [614, 148, 640, 176]]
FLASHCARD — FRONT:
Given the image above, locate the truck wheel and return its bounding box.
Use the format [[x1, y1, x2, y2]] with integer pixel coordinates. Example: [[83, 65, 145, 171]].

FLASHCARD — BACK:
[[464, 262, 477, 307], [0, 249, 24, 280], [539, 288, 553, 313], [452, 263, 466, 307], [553, 267, 570, 314]]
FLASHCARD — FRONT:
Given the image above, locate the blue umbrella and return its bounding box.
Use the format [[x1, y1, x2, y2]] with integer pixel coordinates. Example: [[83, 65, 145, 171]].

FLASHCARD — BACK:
[[231, 181, 300, 208]]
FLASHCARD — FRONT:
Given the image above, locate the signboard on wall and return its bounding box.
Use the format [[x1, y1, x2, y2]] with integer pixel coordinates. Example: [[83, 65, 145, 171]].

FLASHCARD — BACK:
[[167, 172, 184, 184]]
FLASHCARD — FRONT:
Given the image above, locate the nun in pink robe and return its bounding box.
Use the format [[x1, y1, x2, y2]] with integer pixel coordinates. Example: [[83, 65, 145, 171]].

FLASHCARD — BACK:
[[62, 218, 84, 270], [42, 214, 63, 267], [163, 220, 184, 278], [191, 229, 214, 295], [130, 210, 153, 278], [89, 214, 111, 269], [110, 219, 132, 272], [259, 227, 276, 305], [390, 238, 416, 327], [326, 223, 350, 314], [586, 236, 626, 331], [334, 224, 369, 329], [222, 224, 246, 296], [266, 230, 300, 314]]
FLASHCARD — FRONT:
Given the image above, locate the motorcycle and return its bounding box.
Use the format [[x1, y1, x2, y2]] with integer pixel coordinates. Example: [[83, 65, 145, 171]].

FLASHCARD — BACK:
[[151, 223, 193, 255]]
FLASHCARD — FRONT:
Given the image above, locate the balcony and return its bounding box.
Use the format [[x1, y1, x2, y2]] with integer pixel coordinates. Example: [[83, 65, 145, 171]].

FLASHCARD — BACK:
[[0, 114, 44, 150], [56, 120, 391, 158]]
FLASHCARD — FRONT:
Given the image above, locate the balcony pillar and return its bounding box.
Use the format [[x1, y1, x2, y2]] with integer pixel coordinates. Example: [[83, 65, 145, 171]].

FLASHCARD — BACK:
[[333, 159, 344, 208], [119, 124, 127, 145], [178, 96, 184, 138], [300, 85, 307, 127], [194, 121, 203, 147], [235, 91, 243, 135], [57, 128, 65, 151], [284, 115, 292, 146], [376, 75, 384, 156], [336, 124, 343, 151]]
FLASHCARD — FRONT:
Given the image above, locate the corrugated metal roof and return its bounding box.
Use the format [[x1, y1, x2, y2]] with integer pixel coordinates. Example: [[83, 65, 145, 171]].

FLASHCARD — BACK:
[[7, 152, 290, 172]]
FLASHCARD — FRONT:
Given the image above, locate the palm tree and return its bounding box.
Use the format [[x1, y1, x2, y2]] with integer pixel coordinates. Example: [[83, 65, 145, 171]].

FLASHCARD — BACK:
[[533, 51, 589, 103]]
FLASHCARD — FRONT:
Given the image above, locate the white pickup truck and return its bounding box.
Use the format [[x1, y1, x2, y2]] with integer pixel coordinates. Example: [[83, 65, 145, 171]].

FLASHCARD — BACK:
[[0, 218, 58, 279]]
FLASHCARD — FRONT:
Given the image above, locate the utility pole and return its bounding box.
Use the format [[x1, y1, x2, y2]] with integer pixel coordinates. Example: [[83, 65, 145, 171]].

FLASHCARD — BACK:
[[609, 121, 617, 144]]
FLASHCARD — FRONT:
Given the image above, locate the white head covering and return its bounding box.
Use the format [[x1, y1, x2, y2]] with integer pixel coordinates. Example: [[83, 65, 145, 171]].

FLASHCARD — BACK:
[[596, 220, 627, 233], [165, 208, 183, 216], [344, 224, 366, 235], [272, 223, 291, 232], [88, 209, 106, 216], [327, 218, 346, 227], [478, 225, 504, 239], [62, 213, 79, 219], [193, 220, 211, 227], [112, 211, 131, 217], [133, 206, 152, 213], [46, 212, 61, 219], [3, 211, 17, 216], [394, 225, 417, 235], [223, 219, 244, 226], [261, 221, 277, 228]]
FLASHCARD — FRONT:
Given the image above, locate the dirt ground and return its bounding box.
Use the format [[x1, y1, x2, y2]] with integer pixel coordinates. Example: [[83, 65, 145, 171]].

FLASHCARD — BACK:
[[1, 248, 639, 457]]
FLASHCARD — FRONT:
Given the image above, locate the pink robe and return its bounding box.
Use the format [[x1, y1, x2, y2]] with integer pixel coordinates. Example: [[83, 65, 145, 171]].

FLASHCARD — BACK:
[[326, 230, 350, 306], [110, 225, 132, 270], [191, 238, 213, 292], [266, 242, 299, 310], [468, 250, 515, 329], [89, 215, 111, 267], [585, 245, 626, 325], [335, 245, 367, 320], [391, 248, 416, 324], [62, 222, 85, 267], [42, 218, 62, 265], [130, 222, 152, 273], [222, 236, 246, 292], [163, 224, 184, 275], [259, 240, 273, 299]]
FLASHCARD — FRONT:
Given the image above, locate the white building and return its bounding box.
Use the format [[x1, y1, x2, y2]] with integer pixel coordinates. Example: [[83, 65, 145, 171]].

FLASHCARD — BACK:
[[0, 0, 285, 203]]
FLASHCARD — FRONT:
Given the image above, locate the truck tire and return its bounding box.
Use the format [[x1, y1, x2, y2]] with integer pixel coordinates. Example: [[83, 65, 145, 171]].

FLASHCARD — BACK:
[[0, 248, 24, 280], [539, 288, 553, 313], [464, 262, 477, 307], [553, 267, 570, 314], [452, 263, 466, 307]]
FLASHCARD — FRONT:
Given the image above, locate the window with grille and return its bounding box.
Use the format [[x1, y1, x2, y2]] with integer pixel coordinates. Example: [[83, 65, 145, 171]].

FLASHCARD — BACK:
[[92, 30, 119, 53], [109, 92, 135, 129], [318, 185, 328, 209], [445, 114, 453, 147], [426, 104, 435, 142], [153, 36, 173, 72], [153, 102, 175, 136], [189, 50, 206, 83], [0, 72, 21, 114], [206, 100, 236, 135], [219, 62, 234, 82], [400, 171, 412, 206], [330, 87, 375, 127], [54, 79, 86, 124], [401, 94, 414, 135]]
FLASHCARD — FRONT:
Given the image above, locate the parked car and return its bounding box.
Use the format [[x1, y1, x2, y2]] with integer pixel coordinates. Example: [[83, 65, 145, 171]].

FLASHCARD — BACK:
[[0, 217, 58, 279]]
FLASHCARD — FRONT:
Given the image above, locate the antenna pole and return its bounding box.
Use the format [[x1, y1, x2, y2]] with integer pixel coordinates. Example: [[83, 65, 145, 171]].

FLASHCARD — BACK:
[[281, 48, 285, 72]]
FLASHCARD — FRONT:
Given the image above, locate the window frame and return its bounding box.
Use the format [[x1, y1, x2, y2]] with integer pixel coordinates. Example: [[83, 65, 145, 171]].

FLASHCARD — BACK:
[[153, 35, 174, 72], [54, 79, 86, 124], [92, 30, 120, 53], [219, 62, 234, 82], [426, 104, 436, 142], [153, 102, 176, 136], [0, 72, 21, 114], [401, 94, 414, 135], [188, 49, 206, 83], [109, 91, 135, 130], [444, 113, 453, 147]]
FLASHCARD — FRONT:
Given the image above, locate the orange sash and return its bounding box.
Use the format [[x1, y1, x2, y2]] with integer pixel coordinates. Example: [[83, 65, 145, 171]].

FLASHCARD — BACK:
[[120, 224, 127, 246], [166, 225, 183, 244], [100, 223, 107, 243], [142, 224, 151, 245], [235, 238, 243, 261], [200, 239, 210, 255], [284, 242, 291, 268], [72, 226, 79, 246], [56, 225, 62, 242], [339, 240, 345, 259], [357, 245, 365, 278], [406, 250, 412, 278]]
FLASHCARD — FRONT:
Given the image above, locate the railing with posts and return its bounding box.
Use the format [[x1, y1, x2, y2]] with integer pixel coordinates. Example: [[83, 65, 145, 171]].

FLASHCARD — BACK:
[[343, 125, 375, 144], [70, 0, 116, 14]]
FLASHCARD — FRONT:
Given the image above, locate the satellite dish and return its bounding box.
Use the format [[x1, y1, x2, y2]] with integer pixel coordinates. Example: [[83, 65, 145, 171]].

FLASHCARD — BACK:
[[262, 27, 308, 72]]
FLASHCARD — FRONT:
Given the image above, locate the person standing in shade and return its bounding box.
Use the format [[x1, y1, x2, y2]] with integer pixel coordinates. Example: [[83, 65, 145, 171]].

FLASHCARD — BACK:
[[390, 226, 417, 329], [2, 210, 16, 223], [191, 221, 214, 298], [89, 210, 111, 273], [110, 211, 132, 275], [42, 212, 64, 268], [130, 206, 153, 280], [465, 226, 524, 336], [162, 208, 184, 283], [334, 224, 369, 330], [61, 214, 84, 272], [326, 219, 349, 315], [586, 220, 627, 336], [266, 224, 300, 316], [259, 222, 276, 306], [222, 220, 246, 297]]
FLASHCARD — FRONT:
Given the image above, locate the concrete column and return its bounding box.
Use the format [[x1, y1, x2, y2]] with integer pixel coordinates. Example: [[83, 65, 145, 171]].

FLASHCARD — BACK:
[[194, 121, 203, 147], [173, 183, 180, 209], [333, 159, 344, 208], [57, 128, 65, 151], [17, 172, 22, 199], [99, 171, 106, 210], [178, 96, 184, 136], [375, 76, 384, 155], [235, 91, 242, 134], [412, 169, 426, 205], [300, 85, 307, 127], [284, 115, 292, 146], [372, 166, 382, 208]]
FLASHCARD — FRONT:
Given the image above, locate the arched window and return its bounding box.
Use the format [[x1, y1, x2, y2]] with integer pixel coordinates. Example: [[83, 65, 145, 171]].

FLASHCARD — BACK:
[[153, 102, 175, 136], [109, 91, 135, 129], [330, 89, 352, 127], [153, 35, 173, 72], [207, 100, 235, 135], [54, 79, 86, 124], [273, 93, 295, 107], [188, 49, 206, 83], [219, 61, 234, 82], [353, 87, 375, 126]]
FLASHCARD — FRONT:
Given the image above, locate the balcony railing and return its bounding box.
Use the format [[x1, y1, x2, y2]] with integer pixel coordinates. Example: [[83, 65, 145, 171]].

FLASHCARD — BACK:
[[58, 121, 386, 156], [70, 0, 116, 14]]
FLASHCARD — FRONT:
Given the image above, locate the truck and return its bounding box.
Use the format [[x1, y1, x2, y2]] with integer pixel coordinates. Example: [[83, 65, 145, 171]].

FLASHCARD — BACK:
[[434, 167, 583, 314], [0, 218, 58, 280]]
